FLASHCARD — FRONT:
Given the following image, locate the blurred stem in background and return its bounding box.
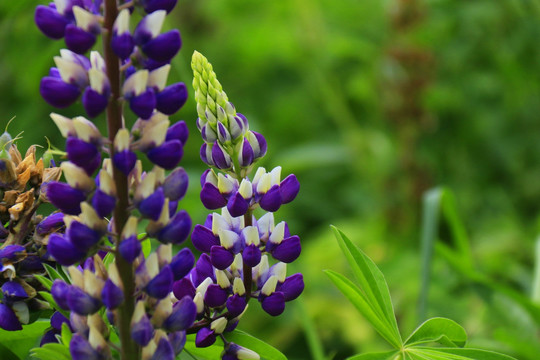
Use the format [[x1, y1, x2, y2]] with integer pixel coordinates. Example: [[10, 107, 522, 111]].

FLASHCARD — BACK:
[[383, 0, 434, 228]]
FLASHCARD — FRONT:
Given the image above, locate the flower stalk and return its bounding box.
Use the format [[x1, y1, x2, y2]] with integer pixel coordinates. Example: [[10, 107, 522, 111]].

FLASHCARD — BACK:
[[103, 1, 138, 359]]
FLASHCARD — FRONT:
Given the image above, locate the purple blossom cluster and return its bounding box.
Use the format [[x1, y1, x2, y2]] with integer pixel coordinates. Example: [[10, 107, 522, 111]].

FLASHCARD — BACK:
[[36, 2, 187, 120], [172, 52, 304, 354], [48, 250, 196, 358], [32, 0, 303, 359], [33, 0, 205, 358]]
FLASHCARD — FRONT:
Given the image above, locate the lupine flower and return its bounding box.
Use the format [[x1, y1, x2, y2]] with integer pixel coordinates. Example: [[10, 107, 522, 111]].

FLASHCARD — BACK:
[[34, 0, 301, 358], [183, 52, 304, 357], [38, 4, 186, 120]]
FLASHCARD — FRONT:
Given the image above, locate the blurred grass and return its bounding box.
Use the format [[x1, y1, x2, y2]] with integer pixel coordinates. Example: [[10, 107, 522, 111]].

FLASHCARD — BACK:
[[2, 0, 540, 358]]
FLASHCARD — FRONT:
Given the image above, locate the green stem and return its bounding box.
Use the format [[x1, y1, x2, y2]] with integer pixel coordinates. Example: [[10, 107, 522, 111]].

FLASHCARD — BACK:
[[103, 0, 138, 359]]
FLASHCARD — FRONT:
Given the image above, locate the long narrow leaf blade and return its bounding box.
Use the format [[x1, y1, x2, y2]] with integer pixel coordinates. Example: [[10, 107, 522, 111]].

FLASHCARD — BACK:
[[331, 226, 401, 345], [324, 269, 402, 348]]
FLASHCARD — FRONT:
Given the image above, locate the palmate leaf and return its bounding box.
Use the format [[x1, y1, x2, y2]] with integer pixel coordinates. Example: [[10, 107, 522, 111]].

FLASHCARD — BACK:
[[326, 226, 402, 348], [404, 318, 467, 348], [328, 227, 516, 360]]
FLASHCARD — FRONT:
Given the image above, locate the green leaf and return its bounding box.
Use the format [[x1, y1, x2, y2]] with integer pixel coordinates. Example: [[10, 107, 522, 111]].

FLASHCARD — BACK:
[[102, 252, 115, 269], [347, 351, 398, 360], [60, 323, 72, 347], [55, 265, 70, 283], [405, 317, 467, 348], [38, 291, 68, 317], [295, 300, 326, 360], [42, 264, 64, 282], [31, 343, 70, 360], [324, 269, 401, 349], [418, 187, 540, 324], [418, 188, 472, 321], [227, 329, 288, 360], [408, 347, 517, 360], [328, 226, 402, 348], [34, 275, 53, 291], [331, 227, 399, 329], [0, 320, 49, 360], [141, 237, 151, 258], [0, 342, 20, 360]]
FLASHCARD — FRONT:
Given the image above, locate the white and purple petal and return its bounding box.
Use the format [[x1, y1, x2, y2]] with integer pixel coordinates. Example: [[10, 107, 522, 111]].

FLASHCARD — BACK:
[[146, 139, 183, 169], [40, 76, 81, 108], [169, 248, 194, 280], [142, 30, 181, 62], [154, 210, 192, 244], [163, 167, 189, 201]]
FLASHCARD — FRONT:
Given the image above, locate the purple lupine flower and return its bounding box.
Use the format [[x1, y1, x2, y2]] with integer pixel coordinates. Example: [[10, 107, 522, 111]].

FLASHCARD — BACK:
[[111, 9, 134, 60], [35, 5, 69, 39], [0, 303, 22, 331], [131, 301, 154, 346]]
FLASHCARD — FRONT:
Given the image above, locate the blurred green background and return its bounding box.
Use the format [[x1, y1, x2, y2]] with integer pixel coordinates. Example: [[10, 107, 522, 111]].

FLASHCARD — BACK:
[[1, 0, 540, 358]]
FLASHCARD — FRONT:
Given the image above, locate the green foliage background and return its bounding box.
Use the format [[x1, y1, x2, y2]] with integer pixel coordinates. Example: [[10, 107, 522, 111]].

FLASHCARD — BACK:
[[1, 0, 540, 359]]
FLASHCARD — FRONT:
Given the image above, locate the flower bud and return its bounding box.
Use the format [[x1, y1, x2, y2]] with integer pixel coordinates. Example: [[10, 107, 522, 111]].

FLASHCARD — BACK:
[[261, 291, 285, 316], [210, 142, 231, 169], [222, 343, 260, 360], [163, 296, 197, 332], [146, 140, 183, 169], [152, 210, 191, 245], [172, 278, 196, 301], [66, 137, 101, 175], [40, 76, 81, 108], [131, 301, 154, 346], [70, 334, 100, 360], [145, 266, 173, 299], [191, 224, 219, 253], [112, 9, 134, 60], [67, 285, 102, 315], [101, 279, 124, 309], [142, 30, 182, 63], [210, 246, 234, 270], [163, 167, 188, 201], [270, 235, 301, 263], [65, 24, 96, 54], [169, 248, 194, 280], [34, 5, 69, 40], [156, 83, 188, 115], [48, 233, 86, 266]]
